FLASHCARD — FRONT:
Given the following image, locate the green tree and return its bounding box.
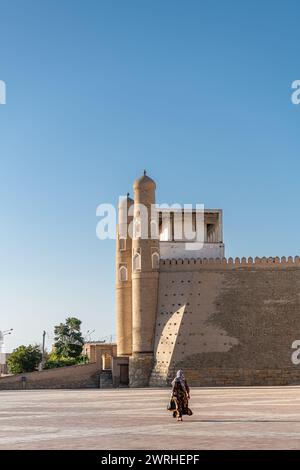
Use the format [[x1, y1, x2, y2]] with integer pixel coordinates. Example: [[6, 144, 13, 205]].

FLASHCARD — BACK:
[[7, 344, 42, 374], [53, 317, 84, 360], [44, 350, 88, 369]]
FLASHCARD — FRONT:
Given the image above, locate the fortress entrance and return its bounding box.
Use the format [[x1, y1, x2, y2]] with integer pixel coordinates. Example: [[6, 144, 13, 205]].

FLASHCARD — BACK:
[[119, 364, 129, 386]]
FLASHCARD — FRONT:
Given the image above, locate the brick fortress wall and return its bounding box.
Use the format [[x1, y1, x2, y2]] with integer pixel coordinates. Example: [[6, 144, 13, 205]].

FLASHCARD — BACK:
[[150, 256, 300, 387]]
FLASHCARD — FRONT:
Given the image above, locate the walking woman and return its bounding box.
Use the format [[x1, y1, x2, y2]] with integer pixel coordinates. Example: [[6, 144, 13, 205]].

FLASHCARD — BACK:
[[171, 370, 192, 421]]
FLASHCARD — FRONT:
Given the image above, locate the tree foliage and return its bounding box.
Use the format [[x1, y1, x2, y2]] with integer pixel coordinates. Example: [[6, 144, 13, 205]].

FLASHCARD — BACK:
[[7, 344, 42, 374], [44, 350, 88, 369], [53, 317, 84, 360]]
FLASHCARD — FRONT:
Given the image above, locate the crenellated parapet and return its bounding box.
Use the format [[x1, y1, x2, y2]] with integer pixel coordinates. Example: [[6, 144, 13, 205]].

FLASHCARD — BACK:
[[160, 256, 300, 270]]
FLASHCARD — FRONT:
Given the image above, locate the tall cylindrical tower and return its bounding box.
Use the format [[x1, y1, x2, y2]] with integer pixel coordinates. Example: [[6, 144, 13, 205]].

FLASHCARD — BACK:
[[116, 194, 134, 357], [130, 172, 160, 387]]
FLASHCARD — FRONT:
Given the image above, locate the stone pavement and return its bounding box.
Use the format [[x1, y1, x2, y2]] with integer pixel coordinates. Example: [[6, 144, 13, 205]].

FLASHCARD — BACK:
[[1, 387, 300, 449]]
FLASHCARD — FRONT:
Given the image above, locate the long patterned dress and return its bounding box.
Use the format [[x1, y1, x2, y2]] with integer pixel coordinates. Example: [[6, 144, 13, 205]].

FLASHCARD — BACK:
[[171, 379, 192, 418]]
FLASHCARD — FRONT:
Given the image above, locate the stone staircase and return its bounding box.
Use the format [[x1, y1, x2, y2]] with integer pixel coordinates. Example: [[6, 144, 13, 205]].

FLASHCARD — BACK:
[[99, 370, 113, 389]]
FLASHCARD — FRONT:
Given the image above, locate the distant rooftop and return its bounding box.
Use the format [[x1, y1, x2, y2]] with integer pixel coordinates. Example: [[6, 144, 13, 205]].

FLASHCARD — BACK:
[[84, 341, 117, 345]]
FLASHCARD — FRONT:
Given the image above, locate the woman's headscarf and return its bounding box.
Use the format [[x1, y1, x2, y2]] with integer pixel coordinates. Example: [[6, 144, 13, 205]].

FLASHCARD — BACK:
[[172, 369, 186, 390]]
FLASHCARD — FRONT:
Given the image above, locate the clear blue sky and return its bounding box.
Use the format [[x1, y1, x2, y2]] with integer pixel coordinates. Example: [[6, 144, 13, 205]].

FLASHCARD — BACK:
[[1, 0, 299, 352]]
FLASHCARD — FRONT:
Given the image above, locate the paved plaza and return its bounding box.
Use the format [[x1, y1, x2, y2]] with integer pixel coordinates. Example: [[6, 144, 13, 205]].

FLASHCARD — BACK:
[[1, 387, 300, 449]]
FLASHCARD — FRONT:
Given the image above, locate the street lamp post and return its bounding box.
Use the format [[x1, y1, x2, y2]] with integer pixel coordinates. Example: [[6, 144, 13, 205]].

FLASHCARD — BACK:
[[0, 329, 13, 353]]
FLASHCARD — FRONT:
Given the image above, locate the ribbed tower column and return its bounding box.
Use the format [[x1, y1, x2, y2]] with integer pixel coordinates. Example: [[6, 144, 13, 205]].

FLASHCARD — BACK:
[[116, 195, 134, 357], [130, 172, 160, 387]]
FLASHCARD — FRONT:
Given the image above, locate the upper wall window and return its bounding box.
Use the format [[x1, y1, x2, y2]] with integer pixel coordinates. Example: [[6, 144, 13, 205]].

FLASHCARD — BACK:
[[152, 252, 160, 269], [119, 265, 128, 282], [134, 217, 141, 238], [133, 250, 141, 272], [119, 238, 126, 251], [207, 224, 216, 243], [150, 219, 159, 239]]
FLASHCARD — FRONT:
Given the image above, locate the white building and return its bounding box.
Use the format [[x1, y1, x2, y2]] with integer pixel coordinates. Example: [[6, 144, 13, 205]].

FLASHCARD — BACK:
[[157, 207, 224, 260]]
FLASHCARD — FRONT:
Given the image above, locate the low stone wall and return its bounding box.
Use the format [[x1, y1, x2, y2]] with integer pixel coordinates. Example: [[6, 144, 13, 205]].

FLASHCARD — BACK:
[[167, 368, 300, 387], [0, 362, 101, 390]]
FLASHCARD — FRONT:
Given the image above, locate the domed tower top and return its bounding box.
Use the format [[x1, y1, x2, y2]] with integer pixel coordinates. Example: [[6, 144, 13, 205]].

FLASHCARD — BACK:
[[133, 170, 156, 191]]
